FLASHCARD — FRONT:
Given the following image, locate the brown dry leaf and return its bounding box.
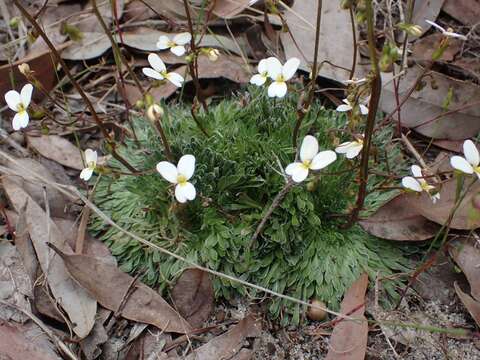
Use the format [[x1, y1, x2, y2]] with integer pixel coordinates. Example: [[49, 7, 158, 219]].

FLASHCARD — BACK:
[[212, 0, 250, 18], [281, 0, 356, 82], [449, 238, 480, 301], [140, 0, 191, 19], [61, 32, 111, 60], [0, 321, 62, 360], [2, 158, 69, 218], [48, 246, 193, 334], [380, 65, 480, 140], [412, 33, 462, 62], [27, 135, 84, 170], [184, 315, 261, 360], [3, 182, 96, 338], [407, 178, 480, 230], [454, 282, 480, 327], [0, 49, 57, 102], [123, 0, 157, 21], [442, 0, 480, 26], [171, 269, 214, 328], [325, 273, 368, 360], [411, 0, 446, 37], [359, 194, 439, 241]]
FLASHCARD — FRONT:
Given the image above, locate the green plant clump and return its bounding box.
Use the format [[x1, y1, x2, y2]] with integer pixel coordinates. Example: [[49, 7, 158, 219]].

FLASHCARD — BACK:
[[91, 89, 409, 324]]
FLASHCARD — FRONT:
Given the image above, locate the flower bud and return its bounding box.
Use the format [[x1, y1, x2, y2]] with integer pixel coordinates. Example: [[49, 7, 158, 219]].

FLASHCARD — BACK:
[[397, 23, 423, 37], [146, 104, 164, 123], [307, 299, 327, 321], [135, 99, 144, 109], [207, 48, 220, 62], [18, 63, 31, 76], [9, 17, 19, 29]]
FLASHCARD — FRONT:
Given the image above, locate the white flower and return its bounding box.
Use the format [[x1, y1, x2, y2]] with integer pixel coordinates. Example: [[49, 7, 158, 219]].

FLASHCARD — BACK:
[[335, 135, 364, 159], [156, 32, 191, 56], [250, 58, 270, 87], [266, 57, 300, 98], [402, 165, 440, 203], [157, 154, 196, 203], [425, 20, 467, 40], [285, 135, 337, 183], [4, 83, 33, 131], [207, 48, 220, 62], [142, 53, 184, 88], [342, 78, 367, 85], [336, 99, 369, 115], [450, 140, 480, 179], [80, 149, 97, 181]]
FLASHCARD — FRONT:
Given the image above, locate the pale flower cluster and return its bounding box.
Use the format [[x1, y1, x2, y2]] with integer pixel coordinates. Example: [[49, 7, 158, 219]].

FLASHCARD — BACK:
[[250, 57, 300, 98]]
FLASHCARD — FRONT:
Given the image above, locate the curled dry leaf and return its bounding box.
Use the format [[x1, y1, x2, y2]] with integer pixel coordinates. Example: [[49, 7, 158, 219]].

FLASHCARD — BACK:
[[48, 245, 193, 334], [184, 315, 261, 360], [0, 321, 62, 360], [380, 65, 480, 140], [3, 181, 97, 338], [325, 273, 368, 360], [449, 238, 480, 301], [359, 194, 440, 241], [454, 282, 480, 327], [171, 269, 214, 328], [27, 135, 84, 171], [280, 0, 356, 82], [212, 0, 251, 18], [407, 178, 480, 230]]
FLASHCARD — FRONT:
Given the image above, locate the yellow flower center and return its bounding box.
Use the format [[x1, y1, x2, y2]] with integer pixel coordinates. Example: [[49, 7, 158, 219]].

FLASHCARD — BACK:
[[17, 103, 26, 113], [475, 166, 480, 174], [275, 75, 285, 82], [301, 160, 311, 169], [87, 161, 96, 170], [177, 174, 187, 185], [168, 40, 176, 47]]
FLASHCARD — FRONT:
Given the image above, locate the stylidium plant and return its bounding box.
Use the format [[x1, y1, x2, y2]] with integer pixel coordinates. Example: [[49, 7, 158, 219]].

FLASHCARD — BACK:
[[156, 32, 192, 56], [450, 140, 480, 179], [425, 20, 467, 40], [335, 135, 364, 159], [4, 83, 33, 130], [402, 165, 440, 203], [143, 53, 184, 88], [285, 135, 337, 183], [80, 149, 98, 181], [157, 155, 196, 203]]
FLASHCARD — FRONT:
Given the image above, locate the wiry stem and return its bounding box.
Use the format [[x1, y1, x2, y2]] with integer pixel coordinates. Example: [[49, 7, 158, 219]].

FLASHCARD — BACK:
[[12, 0, 138, 173]]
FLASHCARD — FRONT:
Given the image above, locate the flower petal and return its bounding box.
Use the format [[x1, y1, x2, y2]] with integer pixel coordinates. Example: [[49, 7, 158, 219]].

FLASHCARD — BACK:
[[170, 45, 186, 57], [359, 104, 369, 115], [12, 111, 29, 130], [166, 72, 184, 87], [285, 162, 301, 176], [177, 154, 195, 180], [80, 168, 93, 181], [335, 141, 354, 154], [148, 53, 166, 73], [411, 165, 423, 178], [85, 149, 97, 164], [282, 57, 300, 80], [156, 161, 178, 183], [179, 181, 196, 200], [345, 144, 362, 159], [450, 156, 474, 174], [266, 57, 282, 80], [336, 104, 351, 112], [267, 81, 287, 98], [291, 165, 309, 183], [174, 184, 187, 203], [250, 74, 267, 86], [156, 35, 170, 50], [4, 90, 21, 111], [310, 150, 337, 170], [257, 58, 268, 74], [402, 176, 422, 192], [463, 140, 480, 167], [142, 67, 164, 80], [300, 135, 318, 162], [20, 84, 33, 107], [173, 32, 192, 45], [425, 20, 445, 33]]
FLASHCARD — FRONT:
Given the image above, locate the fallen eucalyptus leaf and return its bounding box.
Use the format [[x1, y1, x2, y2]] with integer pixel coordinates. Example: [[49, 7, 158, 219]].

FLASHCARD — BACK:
[[449, 238, 480, 301], [454, 282, 480, 327], [27, 135, 84, 171]]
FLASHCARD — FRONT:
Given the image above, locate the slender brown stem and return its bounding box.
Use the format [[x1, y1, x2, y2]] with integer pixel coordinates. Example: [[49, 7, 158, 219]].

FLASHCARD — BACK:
[[292, 0, 322, 150], [344, 0, 381, 228], [13, 0, 138, 173], [348, 7, 357, 79], [152, 120, 173, 162]]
